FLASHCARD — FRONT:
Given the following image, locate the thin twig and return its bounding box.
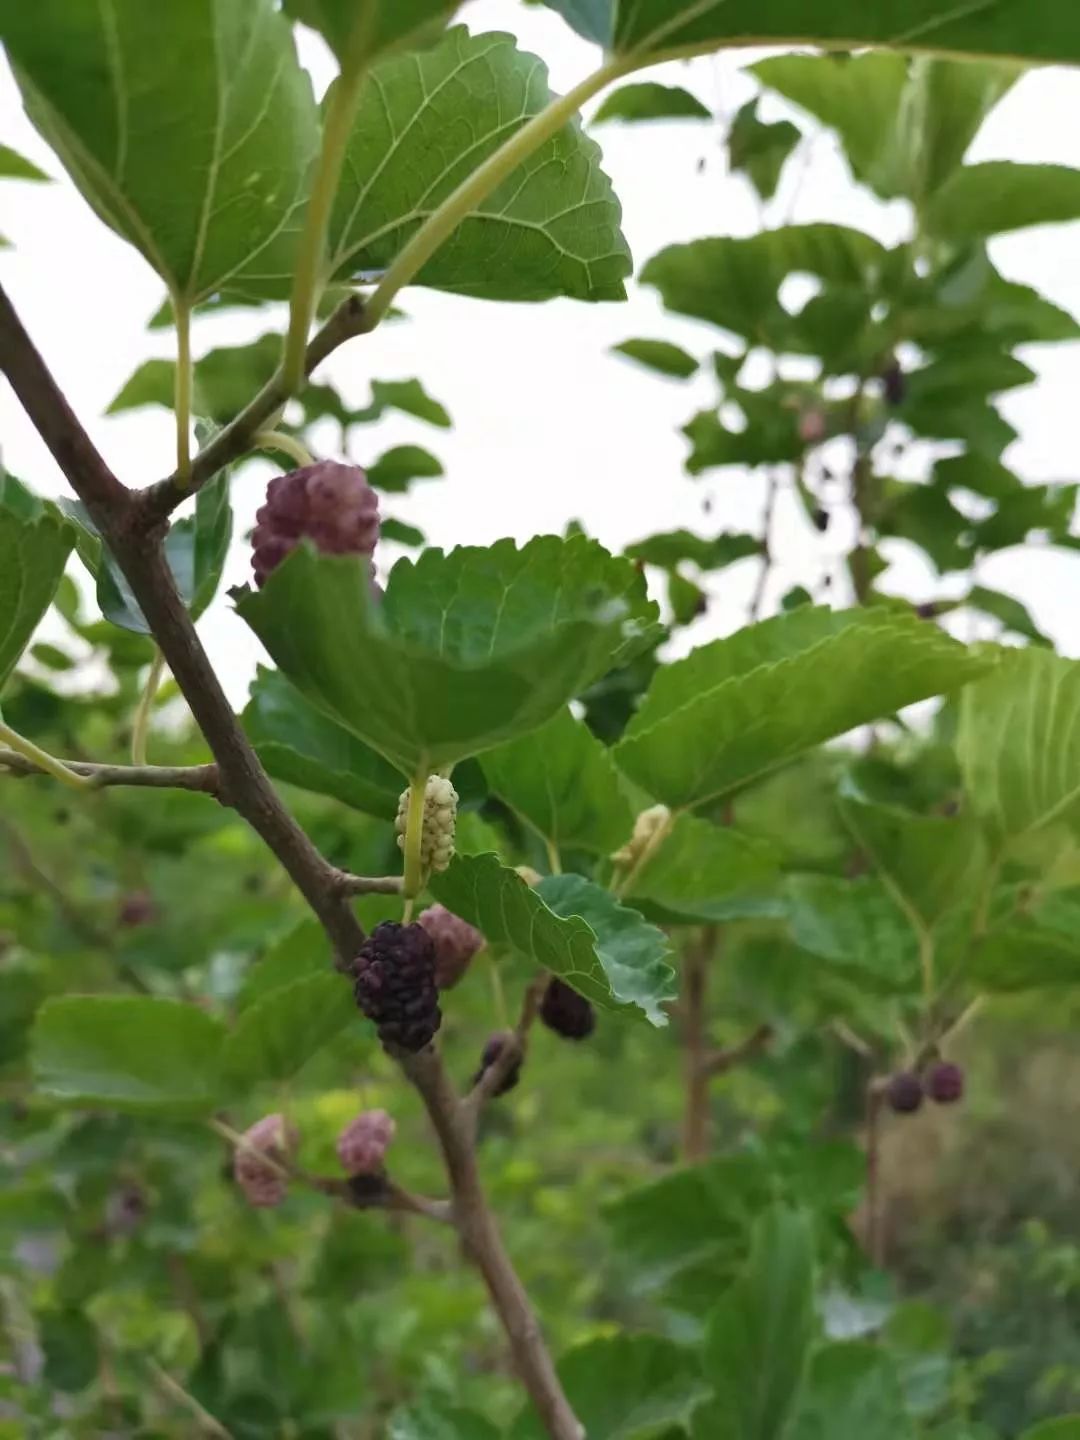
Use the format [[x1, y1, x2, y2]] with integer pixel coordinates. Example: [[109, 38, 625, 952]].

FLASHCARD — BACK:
[[330, 870, 404, 897], [146, 1358, 234, 1439], [699, 1023, 774, 1078], [748, 471, 780, 622], [136, 294, 374, 522], [0, 749, 220, 793]]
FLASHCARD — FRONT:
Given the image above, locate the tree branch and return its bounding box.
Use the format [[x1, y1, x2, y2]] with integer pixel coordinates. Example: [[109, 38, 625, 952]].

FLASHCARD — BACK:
[[329, 870, 404, 897], [135, 293, 374, 527], [699, 1023, 774, 1078], [401, 1049, 583, 1440], [0, 749, 220, 794]]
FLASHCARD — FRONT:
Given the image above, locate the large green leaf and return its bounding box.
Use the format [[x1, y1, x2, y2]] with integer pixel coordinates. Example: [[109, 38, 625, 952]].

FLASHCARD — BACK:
[[388, 1400, 500, 1440], [322, 27, 631, 304], [967, 897, 1080, 990], [752, 55, 1018, 204], [428, 854, 675, 1024], [1021, 1421, 1080, 1440], [243, 666, 403, 820], [786, 874, 920, 994], [236, 535, 658, 774], [282, 0, 459, 63], [626, 811, 779, 923], [789, 1343, 914, 1440], [539, 0, 1080, 67], [926, 163, 1080, 241], [32, 996, 225, 1116], [958, 647, 1080, 841], [511, 1335, 707, 1439], [642, 227, 884, 348], [480, 707, 633, 856], [222, 973, 359, 1090], [614, 607, 990, 812], [694, 1208, 815, 1440], [2, 0, 318, 303], [0, 140, 49, 180], [593, 81, 710, 124], [0, 504, 74, 690], [838, 790, 988, 935], [239, 917, 333, 1011]]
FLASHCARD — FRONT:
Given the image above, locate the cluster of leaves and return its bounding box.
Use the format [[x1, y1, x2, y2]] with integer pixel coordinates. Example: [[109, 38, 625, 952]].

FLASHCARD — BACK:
[[5, 2, 1080, 1438]]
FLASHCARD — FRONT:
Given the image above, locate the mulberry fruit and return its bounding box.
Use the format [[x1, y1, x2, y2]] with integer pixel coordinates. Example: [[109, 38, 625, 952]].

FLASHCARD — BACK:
[[353, 922, 441, 1053], [417, 904, 485, 989], [882, 359, 906, 407], [234, 1113, 296, 1208], [539, 978, 596, 1041], [336, 1109, 396, 1175], [885, 1070, 924, 1115], [118, 890, 157, 927], [926, 1060, 964, 1105], [395, 776, 458, 876], [251, 461, 379, 587], [472, 1031, 523, 1096], [611, 804, 671, 869]]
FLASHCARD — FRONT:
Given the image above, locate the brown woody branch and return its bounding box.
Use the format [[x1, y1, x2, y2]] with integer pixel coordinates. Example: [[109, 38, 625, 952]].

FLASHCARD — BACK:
[[0, 282, 582, 1440], [135, 293, 373, 527], [0, 750, 220, 794], [699, 1023, 774, 1078]]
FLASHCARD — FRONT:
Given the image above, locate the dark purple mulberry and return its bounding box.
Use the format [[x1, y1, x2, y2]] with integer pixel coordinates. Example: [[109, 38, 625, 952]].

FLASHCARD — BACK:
[[885, 1070, 924, 1115], [926, 1060, 964, 1105], [539, 978, 596, 1041], [417, 905, 485, 989], [353, 922, 441, 1053], [882, 359, 906, 407], [472, 1031, 523, 1096], [251, 461, 379, 587]]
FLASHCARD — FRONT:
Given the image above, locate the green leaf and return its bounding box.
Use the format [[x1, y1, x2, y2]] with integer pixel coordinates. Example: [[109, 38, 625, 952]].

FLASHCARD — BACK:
[[350, 378, 452, 428], [785, 874, 920, 994], [626, 529, 760, 572], [0, 504, 74, 691], [958, 647, 1080, 840], [642, 226, 884, 348], [789, 1343, 914, 1440], [593, 81, 710, 124], [0, 140, 48, 180], [40, 1310, 98, 1392], [969, 920, 1080, 992], [838, 789, 988, 934], [222, 973, 358, 1090], [926, 162, 1080, 241], [1021, 1421, 1080, 1440], [239, 917, 333, 1011], [511, 1335, 708, 1440], [236, 535, 658, 774], [282, 0, 459, 65], [540, 0, 1080, 67], [243, 666, 403, 820], [967, 585, 1050, 646], [613, 338, 699, 378], [3, 0, 318, 303], [480, 706, 633, 855], [614, 606, 990, 812], [368, 445, 445, 493], [326, 27, 631, 303], [428, 854, 675, 1024], [728, 99, 801, 202], [65, 472, 231, 634], [388, 1399, 500, 1440], [694, 1208, 815, 1440], [683, 407, 802, 472], [32, 996, 225, 1115], [381, 517, 426, 548], [626, 811, 779, 923]]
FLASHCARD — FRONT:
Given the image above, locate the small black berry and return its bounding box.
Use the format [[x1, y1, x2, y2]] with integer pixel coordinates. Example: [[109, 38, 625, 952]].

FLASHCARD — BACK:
[[882, 358, 906, 406], [812, 506, 829, 533], [926, 1060, 964, 1105], [885, 1070, 924, 1115], [353, 922, 441, 1054], [472, 1031, 523, 1096], [539, 978, 596, 1041]]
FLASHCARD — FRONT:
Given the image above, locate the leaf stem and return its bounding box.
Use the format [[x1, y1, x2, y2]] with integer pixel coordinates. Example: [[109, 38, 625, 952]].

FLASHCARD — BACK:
[[254, 430, 315, 469], [545, 837, 562, 876], [131, 648, 166, 766], [282, 7, 377, 394], [402, 771, 428, 899], [174, 297, 193, 483], [364, 56, 632, 329], [0, 720, 92, 791]]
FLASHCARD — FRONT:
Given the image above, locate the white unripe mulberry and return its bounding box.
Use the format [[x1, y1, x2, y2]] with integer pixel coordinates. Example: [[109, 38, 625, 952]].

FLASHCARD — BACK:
[[396, 775, 458, 876]]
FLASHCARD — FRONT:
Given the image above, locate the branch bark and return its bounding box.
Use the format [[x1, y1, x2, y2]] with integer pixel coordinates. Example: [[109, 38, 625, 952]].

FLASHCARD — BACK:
[[0, 750, 220, 793], [403, 1049, 583, 1440], [700, 1023, 774, 1078]]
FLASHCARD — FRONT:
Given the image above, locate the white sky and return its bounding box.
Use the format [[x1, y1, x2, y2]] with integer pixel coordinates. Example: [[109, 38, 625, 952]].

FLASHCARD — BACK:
[[3, 1, 1080, 706]]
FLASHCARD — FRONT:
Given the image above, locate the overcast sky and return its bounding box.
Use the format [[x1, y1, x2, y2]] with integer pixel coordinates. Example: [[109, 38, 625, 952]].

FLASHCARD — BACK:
[[3, 1, 1080, 706]]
